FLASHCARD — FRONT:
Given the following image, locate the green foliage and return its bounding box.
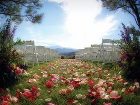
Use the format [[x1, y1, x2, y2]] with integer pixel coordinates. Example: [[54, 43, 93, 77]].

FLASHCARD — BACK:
[[101, 0, 140, 29], [109, 94, 140, 105], [0, 20, 23, 88], [0, 0, 43, 24], [14, 38, 24, 45], [119, 24, 140, 82], [102, 62, 115, 69], [0, 20, 23, 65], [0, 20, 15, 65]]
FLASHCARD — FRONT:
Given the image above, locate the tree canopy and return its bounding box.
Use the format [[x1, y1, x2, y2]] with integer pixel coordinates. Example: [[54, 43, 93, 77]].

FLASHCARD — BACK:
[[101, 0, 140, 29], [0, 0, 43, 24]]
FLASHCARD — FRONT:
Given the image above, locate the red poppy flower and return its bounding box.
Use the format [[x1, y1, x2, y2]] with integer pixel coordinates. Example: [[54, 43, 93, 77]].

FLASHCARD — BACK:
[[1, 95, 10, 101], [45, 80, 54, 88], [70, 80, 80, 88], [88, 80, 94, 87], [22, 86, 39, 101], [109, 91, 121, 100], [88, 87, 100, 99], [1, 101, 10, 105], [15, 67, 23, 75], [67, 99, 75, 105], [107, 82, 114, 87], [31, 86, 38, 96], [22, 90, 33, 100]]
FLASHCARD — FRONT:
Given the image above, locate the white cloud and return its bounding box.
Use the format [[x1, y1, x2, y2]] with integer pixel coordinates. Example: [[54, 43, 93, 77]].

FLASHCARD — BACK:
[[48, 0, 118, 49], [48, 0, 64, 3], [17, 0, 118, 49]]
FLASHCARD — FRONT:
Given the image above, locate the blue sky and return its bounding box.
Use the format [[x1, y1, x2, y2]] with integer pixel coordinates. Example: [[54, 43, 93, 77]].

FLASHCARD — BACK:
[[15, 0, 137, 49]]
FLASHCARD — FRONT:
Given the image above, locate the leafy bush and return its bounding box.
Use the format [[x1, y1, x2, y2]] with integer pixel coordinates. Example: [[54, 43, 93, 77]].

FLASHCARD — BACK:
[[0, 20, 22, 88], [119, 24, 140, 82]]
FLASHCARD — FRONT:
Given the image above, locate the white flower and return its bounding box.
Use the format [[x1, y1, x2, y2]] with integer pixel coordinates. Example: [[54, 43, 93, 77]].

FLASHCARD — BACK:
[[104, 94, 110, 100], [10, 96, 18, 103], [121, 88, 126, 92], [124, 82, 128, 85], [73, 100, 78, 103], [76, 94, 83, 99], [68, 85, 74, 91], [81, 73, 86, 77], [42, 74, 48, 78], [45, 98, 52, 102], [134, 82, 140, 88], [23, 71, 30, 76]]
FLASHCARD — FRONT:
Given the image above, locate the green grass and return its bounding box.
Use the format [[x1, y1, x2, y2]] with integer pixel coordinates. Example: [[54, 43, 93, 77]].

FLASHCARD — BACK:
[[1, 59, 140, 105]]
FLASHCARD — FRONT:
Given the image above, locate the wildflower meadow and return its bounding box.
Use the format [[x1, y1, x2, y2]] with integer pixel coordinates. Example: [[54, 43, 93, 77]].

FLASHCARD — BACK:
[[0, 59, 140, 105]]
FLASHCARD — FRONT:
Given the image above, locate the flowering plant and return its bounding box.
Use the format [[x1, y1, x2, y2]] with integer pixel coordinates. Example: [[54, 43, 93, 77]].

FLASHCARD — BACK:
[[119, 24, 140, 82], [22, 86, 40, 101], [0, 20, 23, 88]]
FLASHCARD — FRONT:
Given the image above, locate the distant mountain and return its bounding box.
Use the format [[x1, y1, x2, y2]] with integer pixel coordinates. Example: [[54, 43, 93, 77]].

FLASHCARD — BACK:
[[48, 45, 63, 49], [54, 48, 77, 55], [48, 45, 78, 55]]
